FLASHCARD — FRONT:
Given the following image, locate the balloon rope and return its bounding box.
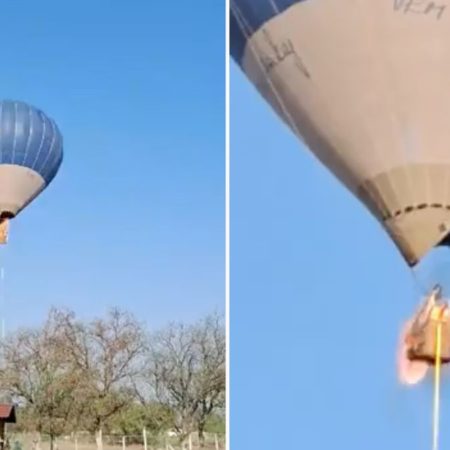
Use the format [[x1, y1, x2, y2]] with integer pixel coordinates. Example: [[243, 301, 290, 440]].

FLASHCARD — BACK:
[[433, 319, 443, 450]]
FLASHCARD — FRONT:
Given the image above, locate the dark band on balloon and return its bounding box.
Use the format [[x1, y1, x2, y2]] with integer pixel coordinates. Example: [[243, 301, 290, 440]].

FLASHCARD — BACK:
[[382, 203, 450, 221]]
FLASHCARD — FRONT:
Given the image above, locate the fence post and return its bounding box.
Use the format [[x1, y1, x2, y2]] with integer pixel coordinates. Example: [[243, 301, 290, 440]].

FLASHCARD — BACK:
[[188, 433, 192, 450], [214, 434, 219, 450], [74, 435, 78, 450], [122, 436, 126, 450], [143, 428, 148, 450]]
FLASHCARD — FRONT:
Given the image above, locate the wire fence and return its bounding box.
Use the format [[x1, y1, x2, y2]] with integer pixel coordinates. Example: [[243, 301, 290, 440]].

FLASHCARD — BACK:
[[7, 432, 225, 450]]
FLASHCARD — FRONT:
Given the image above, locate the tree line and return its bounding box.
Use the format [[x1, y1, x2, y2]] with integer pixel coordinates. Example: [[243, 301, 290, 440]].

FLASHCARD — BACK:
[[0, 308, 225, 450]]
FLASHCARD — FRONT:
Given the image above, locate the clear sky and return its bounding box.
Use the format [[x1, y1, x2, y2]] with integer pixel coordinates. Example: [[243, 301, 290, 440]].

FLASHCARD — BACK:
[[0, 1, 224, 331], [231, 62, 450, 450]]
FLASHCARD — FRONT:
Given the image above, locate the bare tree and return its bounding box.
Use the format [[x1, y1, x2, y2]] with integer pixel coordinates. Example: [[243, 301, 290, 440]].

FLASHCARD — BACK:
[[147, 313, 225, 446], [0, 307, 225, 448], [59, 308, 146, 450], [0, 308, 85, 450]]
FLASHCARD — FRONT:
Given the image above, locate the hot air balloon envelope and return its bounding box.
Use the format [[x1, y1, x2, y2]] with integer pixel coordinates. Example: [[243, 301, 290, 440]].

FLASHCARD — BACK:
[[231, 0, 450, 266], [0, 100, 63, 220]]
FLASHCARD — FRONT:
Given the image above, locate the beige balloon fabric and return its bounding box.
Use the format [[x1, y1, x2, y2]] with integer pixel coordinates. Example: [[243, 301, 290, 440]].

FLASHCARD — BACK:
[[232, 0, 450, 265]]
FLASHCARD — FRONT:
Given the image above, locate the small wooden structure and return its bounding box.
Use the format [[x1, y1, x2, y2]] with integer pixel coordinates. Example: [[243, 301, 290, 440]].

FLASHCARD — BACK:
[[0, 404, 16, 450]]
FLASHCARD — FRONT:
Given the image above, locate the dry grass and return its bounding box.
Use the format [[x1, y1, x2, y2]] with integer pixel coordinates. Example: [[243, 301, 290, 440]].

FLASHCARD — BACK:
[[7, 433, 224, 450]]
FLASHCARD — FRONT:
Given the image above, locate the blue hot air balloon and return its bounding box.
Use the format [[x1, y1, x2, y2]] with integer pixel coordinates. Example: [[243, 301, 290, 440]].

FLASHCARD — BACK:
[[0, 100, 63, 242]]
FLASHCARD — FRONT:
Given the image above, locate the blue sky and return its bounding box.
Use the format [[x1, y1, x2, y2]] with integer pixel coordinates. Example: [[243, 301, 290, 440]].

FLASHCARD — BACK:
[[0, 1, 224, 330], [230, 62, 450, 449]]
